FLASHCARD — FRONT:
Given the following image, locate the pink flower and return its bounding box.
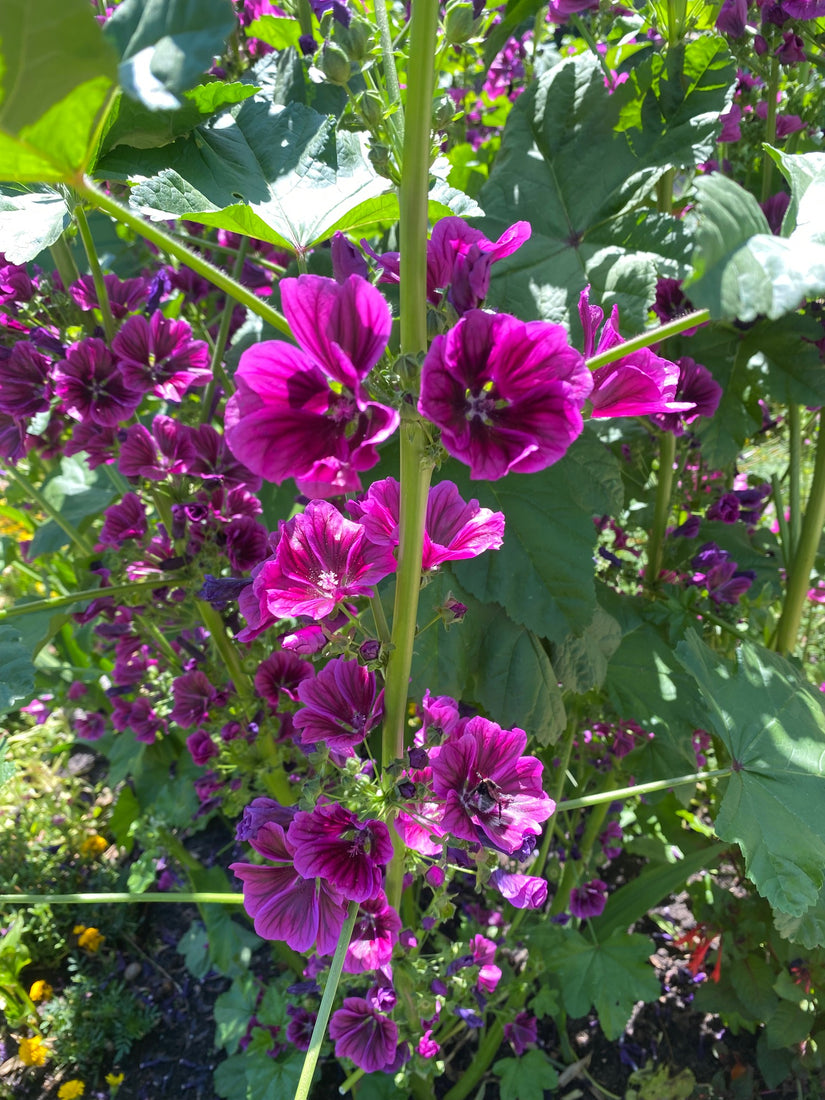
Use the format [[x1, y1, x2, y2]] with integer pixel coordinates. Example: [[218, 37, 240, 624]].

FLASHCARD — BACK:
[[55, 338, 142, 426], [230, 821, 348, 953], [112, 312, 211, 401], [252, 500, 397, 621], [419, 310, 591, 480], [343, 893, 402, 973], [489, 869, 548, 909], [254, 651, 315, 709], [293, 657, 384, 751], [288, 803, 393, 903], [570, 878, 608, 918], [348, 478, 505, 569], [328, 997, 398, 1073]]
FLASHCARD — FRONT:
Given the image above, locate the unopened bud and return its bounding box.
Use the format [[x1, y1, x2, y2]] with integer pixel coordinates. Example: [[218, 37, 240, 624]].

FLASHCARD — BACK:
[[334, 17, 373, 61], [368, 142, 394, 179], [432, 93, 456, 129], [356, 90, 384, 128], [439, 596, 467, 626], [359, 638, 381, 662], [320, 42, 351, 85]]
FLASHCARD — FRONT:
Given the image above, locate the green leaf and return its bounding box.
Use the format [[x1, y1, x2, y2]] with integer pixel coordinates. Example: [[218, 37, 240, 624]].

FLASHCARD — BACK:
[[740, 315, 825, 408], [764, 999, 815, 1049], [214, 1051, 251, 1100], [411, 572, 566, 744], [215, 972, 259, 1055], [177, 922, 212, 979], [686, 173, 825, 321], [245, 1050, 303, 1100], [0, 0, 116, 180], [28, 455, 116, 559], [766, 146, 825, 242], [688, 327, 762, 470], [551, 607, 622, 696], [102, 0, 237, 110], [449, 429, 622, 639], [0, 185, 70, 262], [494, 1051, 559, 1100], [191, 865, 259, 977], [245, 15, 303, 51], [98, 81, 257, 154], [593, 841, 725, 940], [108, 785, 140, 854], [531, 982, 560, 1019], [532, 925, 660, 1039], [676, 633, 825, 917], [116, 98, 390, 253], [478, 52, 697, 333], [0, 626, 36, 715], [772, 881, 825, 950]]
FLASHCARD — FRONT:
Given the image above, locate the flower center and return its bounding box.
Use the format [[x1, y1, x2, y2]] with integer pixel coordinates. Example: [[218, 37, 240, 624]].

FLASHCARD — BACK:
[[464, 381, 499, 424]]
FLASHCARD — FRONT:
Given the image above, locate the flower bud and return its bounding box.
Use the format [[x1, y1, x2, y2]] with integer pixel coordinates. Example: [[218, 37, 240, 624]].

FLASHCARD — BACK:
[[320, 42, 351, 85], [334, 16, 373, 61], [432, 93, 457, 129], [368, 142, 394, 179], [356, 90, 384, 128], [444, 0, 480, 45]]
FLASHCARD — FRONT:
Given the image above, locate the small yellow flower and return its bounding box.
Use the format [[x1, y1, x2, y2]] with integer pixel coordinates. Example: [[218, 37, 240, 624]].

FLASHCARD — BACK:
[[74, 925, 105, 952], [29, 979, 53, 1002], [18, 1034, 49, 1066], [79, 834, 108, 858], [58, 1081, 85, 1099], [105, 1072, 125, 1088]]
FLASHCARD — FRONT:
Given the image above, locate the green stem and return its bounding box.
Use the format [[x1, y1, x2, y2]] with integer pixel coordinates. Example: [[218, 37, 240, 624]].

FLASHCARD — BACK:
[[761, 56, 781, 204], [774, 410, 825, 655], [49, 233, 80, 292], [296, 0, 314, 38], [788, 401, 802, 564], [646, 429, 677, 587], [556, 767, 731, 813], [0, 580, 168, 620], [74, 202, 115, 341], [584, 310, 710, 371], [373, 0, 404, 159], [570, 14, 614, 85], [202, 235, 249, 419], [74, 177, 290, 336], [0, 892, 244, 904], [369, 594, 391, 645], [294, 903, 358, 1100], [771, 473, 791, 569], [197, 599, 255, 703], [441, 1019, 504, 1100], [2, 465, 94, 556]]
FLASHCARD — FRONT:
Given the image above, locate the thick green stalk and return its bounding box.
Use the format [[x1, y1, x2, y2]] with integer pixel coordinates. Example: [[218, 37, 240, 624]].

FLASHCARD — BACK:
[[74, 177, 290, 336], [2, 465, 94, 556], [49, 233, 80, 292], [441, 1020, 504, 1100], [775, 410, 825, 655], [556, 767, 731, 813], [0, 581, 167, 620], [294, 904, 358, 1100], [584, 310, 710, 371], [74, 202, 115, 341], [646, 429, 677, 587], [197, 599, 255, 704], [0, 892, 243, 905], [788, 401, 802, 562]]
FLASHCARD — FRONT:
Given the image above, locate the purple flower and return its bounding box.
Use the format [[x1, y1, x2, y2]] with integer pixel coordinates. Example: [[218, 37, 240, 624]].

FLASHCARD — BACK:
[[331, 231, 368, 283], [170, 670, 217, 728], [98, 492, 147, 548], [225, 275, 398, 496], [328, 998, 398, 1073], [649, 357, 722, 434], [254, 651, 314, 709], [504, 1011, 538, 1055], [288, 803, 393, 903], [186, 728, 219, 766], [430, 716, 554, 853], [547, 0, 599, 21], [776, 30, 805, 63], [419, 310, 592, 480], [707, 492, 740, 524], [69, 274, 148, 318], [293, 657, 384, 751], [286, 1005, 316, 1051], [252, 500, 397, 620], [782, 0, 825, 15], [348, 477, 505, 569], [118, 416, 196, 480], [366, 217, 531, 316], [55, 338, 142, 426], [579, 287, 693, 419], [235, 797, 297, 842], [225, 515, 269, 572], [0, 413, 27, 463], [0, 255, 34, 305], [344, 893, 402, 973], [0, 343, 52, 417], [716, 0, 749, 36], [570, 878, 608, 919], [690, 542, 755, 604], [719, 103, 742, 143], [761, 191, 791, 235], [489, 869, 548, 909], [652, 278, 701, 333], [112, 312, 211, 401], [230, 821, 348, 953]]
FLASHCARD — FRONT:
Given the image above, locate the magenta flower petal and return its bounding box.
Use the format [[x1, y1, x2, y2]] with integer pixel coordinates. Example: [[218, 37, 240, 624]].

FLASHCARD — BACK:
[[112, 312, 211, 401], [0, 343, 52, 417], [55, 338, 142, 426], [254, 500, 397, 620], [490, 869, 548, 909], [280, 274, 392, 390], [288, 803, 393, 903], [254, 651, 315, 708], [419, 310, 591, 480], [343, 893, 402, 973], [293, 657, 384, 750], [328, 997, 398, 1073]]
